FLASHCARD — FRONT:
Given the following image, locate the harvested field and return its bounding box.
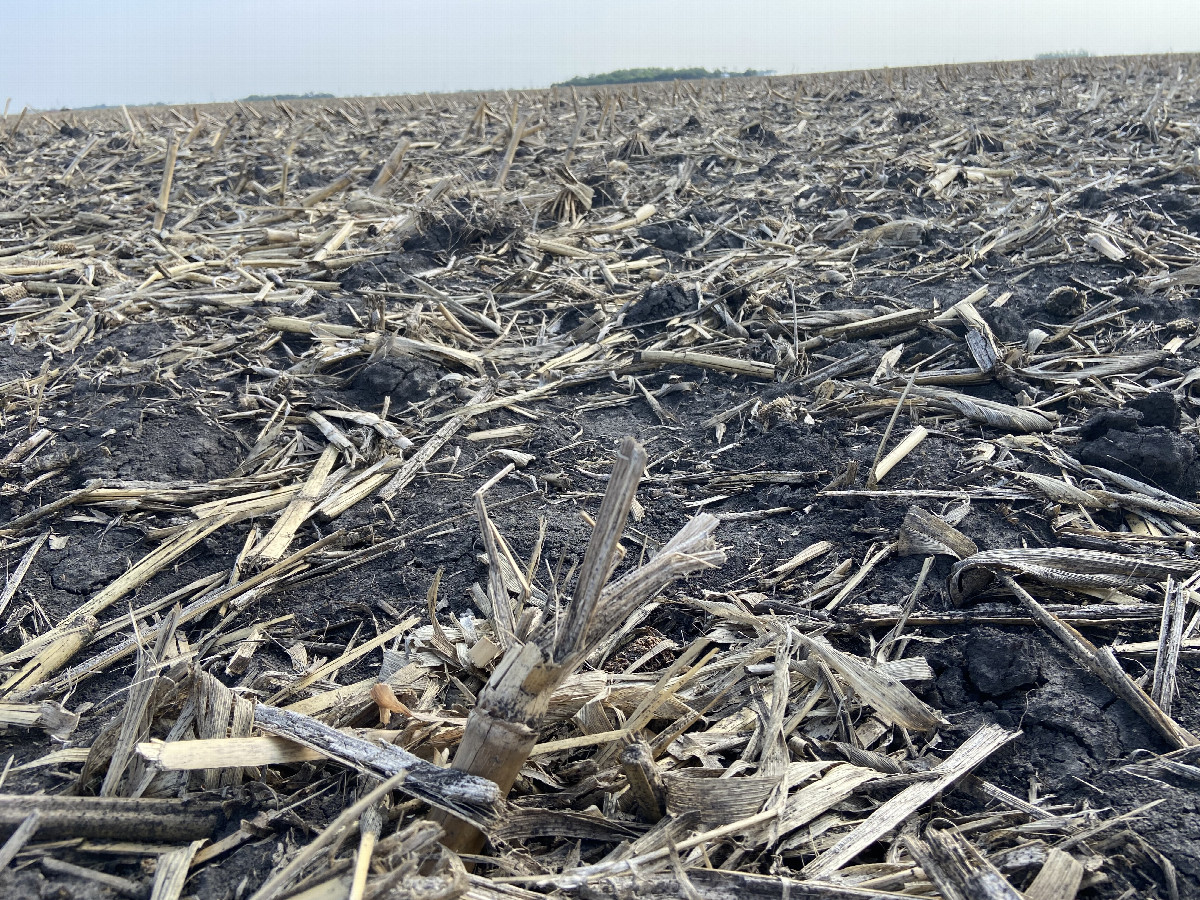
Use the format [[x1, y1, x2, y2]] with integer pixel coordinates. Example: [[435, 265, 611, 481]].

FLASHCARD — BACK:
[[4, 53, 1200, 898]]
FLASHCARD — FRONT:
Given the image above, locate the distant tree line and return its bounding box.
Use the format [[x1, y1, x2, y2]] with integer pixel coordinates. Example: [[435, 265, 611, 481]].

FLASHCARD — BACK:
[[242, 92, 335, 101], [555, 67, 772, 87], [78, 92, 336, 109], [1035, 50, 1091, 59], [77, 101, 168, 109]]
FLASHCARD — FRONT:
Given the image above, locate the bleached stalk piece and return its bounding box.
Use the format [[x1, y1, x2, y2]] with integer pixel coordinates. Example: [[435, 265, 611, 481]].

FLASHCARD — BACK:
[[904, 827, 1024, 900], [1025, 848, 1085, 900], [369, 137, 410, 195], [804, 724, 1018, 877], [152, 137, 179, 231], [638, 349, 775, 379], [494, 114, 529, 189], [1152, 578, 1188, 716], [149, 840, 204, 900], [870, 425, 928, 484], [766, 540, 833, 584], [0, 531, 49, 619], [375, 391, 494, 504], [249, 444, 339, 566]]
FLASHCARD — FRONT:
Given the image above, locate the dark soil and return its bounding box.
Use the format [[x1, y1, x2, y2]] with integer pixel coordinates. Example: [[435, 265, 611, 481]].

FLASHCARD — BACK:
[[638, 222, 701, 253], [352, 357, 442, 406], [622, 282, 694, 331], [1074, 425, 1200, 497]]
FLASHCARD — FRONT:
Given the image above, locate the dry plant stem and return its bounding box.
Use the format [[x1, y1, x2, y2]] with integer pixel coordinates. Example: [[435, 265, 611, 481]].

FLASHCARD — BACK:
[[620, 740, 665, 822], [152, 137, 179, 231], [562, 868, 919, 900], [348, 803, 383, 900], [249, 444, 338, 566], [556, 437, 648, 662], [767, 540, 833, 584], [2, 615, 96, 696], [792, 633, 943, 731], [377, 381, 496, 501], [264, 616, 418, 705], [247, 771, 408, 900], [1024, 849, 1085, 900], [0, 811, 40, 869], [824, 542, 895, 612], [0, 794, 222, 842], [792, 348, 877, 389], [1054, 798, 1164, 854], [0, 427, 52, 467], [428, 671, 539, 857], [865, 369, 918, 489], [41, 858, 144, 899], [369, 137, 410, 195], [583, 521, 724, 662], [804, 724, 1017, 877], [0, 480, 99, 537], [0, 531, 48, 619], [638, 349, 775, 379], [903, 829, 1023, 900], [252, 703, 500, 826], [101, 606, 180, 796], [494, 114, 529, 189], [436, 440, 645, 852], [434, 437, 723, 859], [870, 425, 928, 485], [0, 699, 77, 737], [150, 840, 204, 900], [475, 473, 519, 646], [1000, 575, 1198, 749], [1152, 577, 1187, 715], [137, 732, 398, 769]]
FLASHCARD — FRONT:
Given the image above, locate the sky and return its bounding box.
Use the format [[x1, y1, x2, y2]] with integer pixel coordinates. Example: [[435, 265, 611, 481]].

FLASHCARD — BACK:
[[2, 0, 1198, 110]]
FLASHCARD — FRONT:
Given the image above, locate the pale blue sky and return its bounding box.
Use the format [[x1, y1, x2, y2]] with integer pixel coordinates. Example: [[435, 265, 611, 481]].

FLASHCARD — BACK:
[[2, 0, 1197, 109]]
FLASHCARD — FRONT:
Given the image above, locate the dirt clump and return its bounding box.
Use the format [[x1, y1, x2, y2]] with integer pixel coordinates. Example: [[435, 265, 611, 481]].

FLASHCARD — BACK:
[[965, 631, 1041, 697], [337, 250, 440, 291], [402, 201, 520, 256], [1129, 390, 1182, 430], [352, 356, 441, 405], [637, 222, 700, 253], [50, 547, 129, 595], [623, 282, 694, 330], [1073, 424, 1200, 496]]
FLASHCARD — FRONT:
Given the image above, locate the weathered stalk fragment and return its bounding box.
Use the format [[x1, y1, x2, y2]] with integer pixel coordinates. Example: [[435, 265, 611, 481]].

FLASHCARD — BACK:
[[432, 436, 724, 857]]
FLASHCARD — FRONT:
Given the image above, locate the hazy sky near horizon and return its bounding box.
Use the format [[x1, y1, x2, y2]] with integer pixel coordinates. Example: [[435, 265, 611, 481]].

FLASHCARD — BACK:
[[3, 0, 1198, 109]]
